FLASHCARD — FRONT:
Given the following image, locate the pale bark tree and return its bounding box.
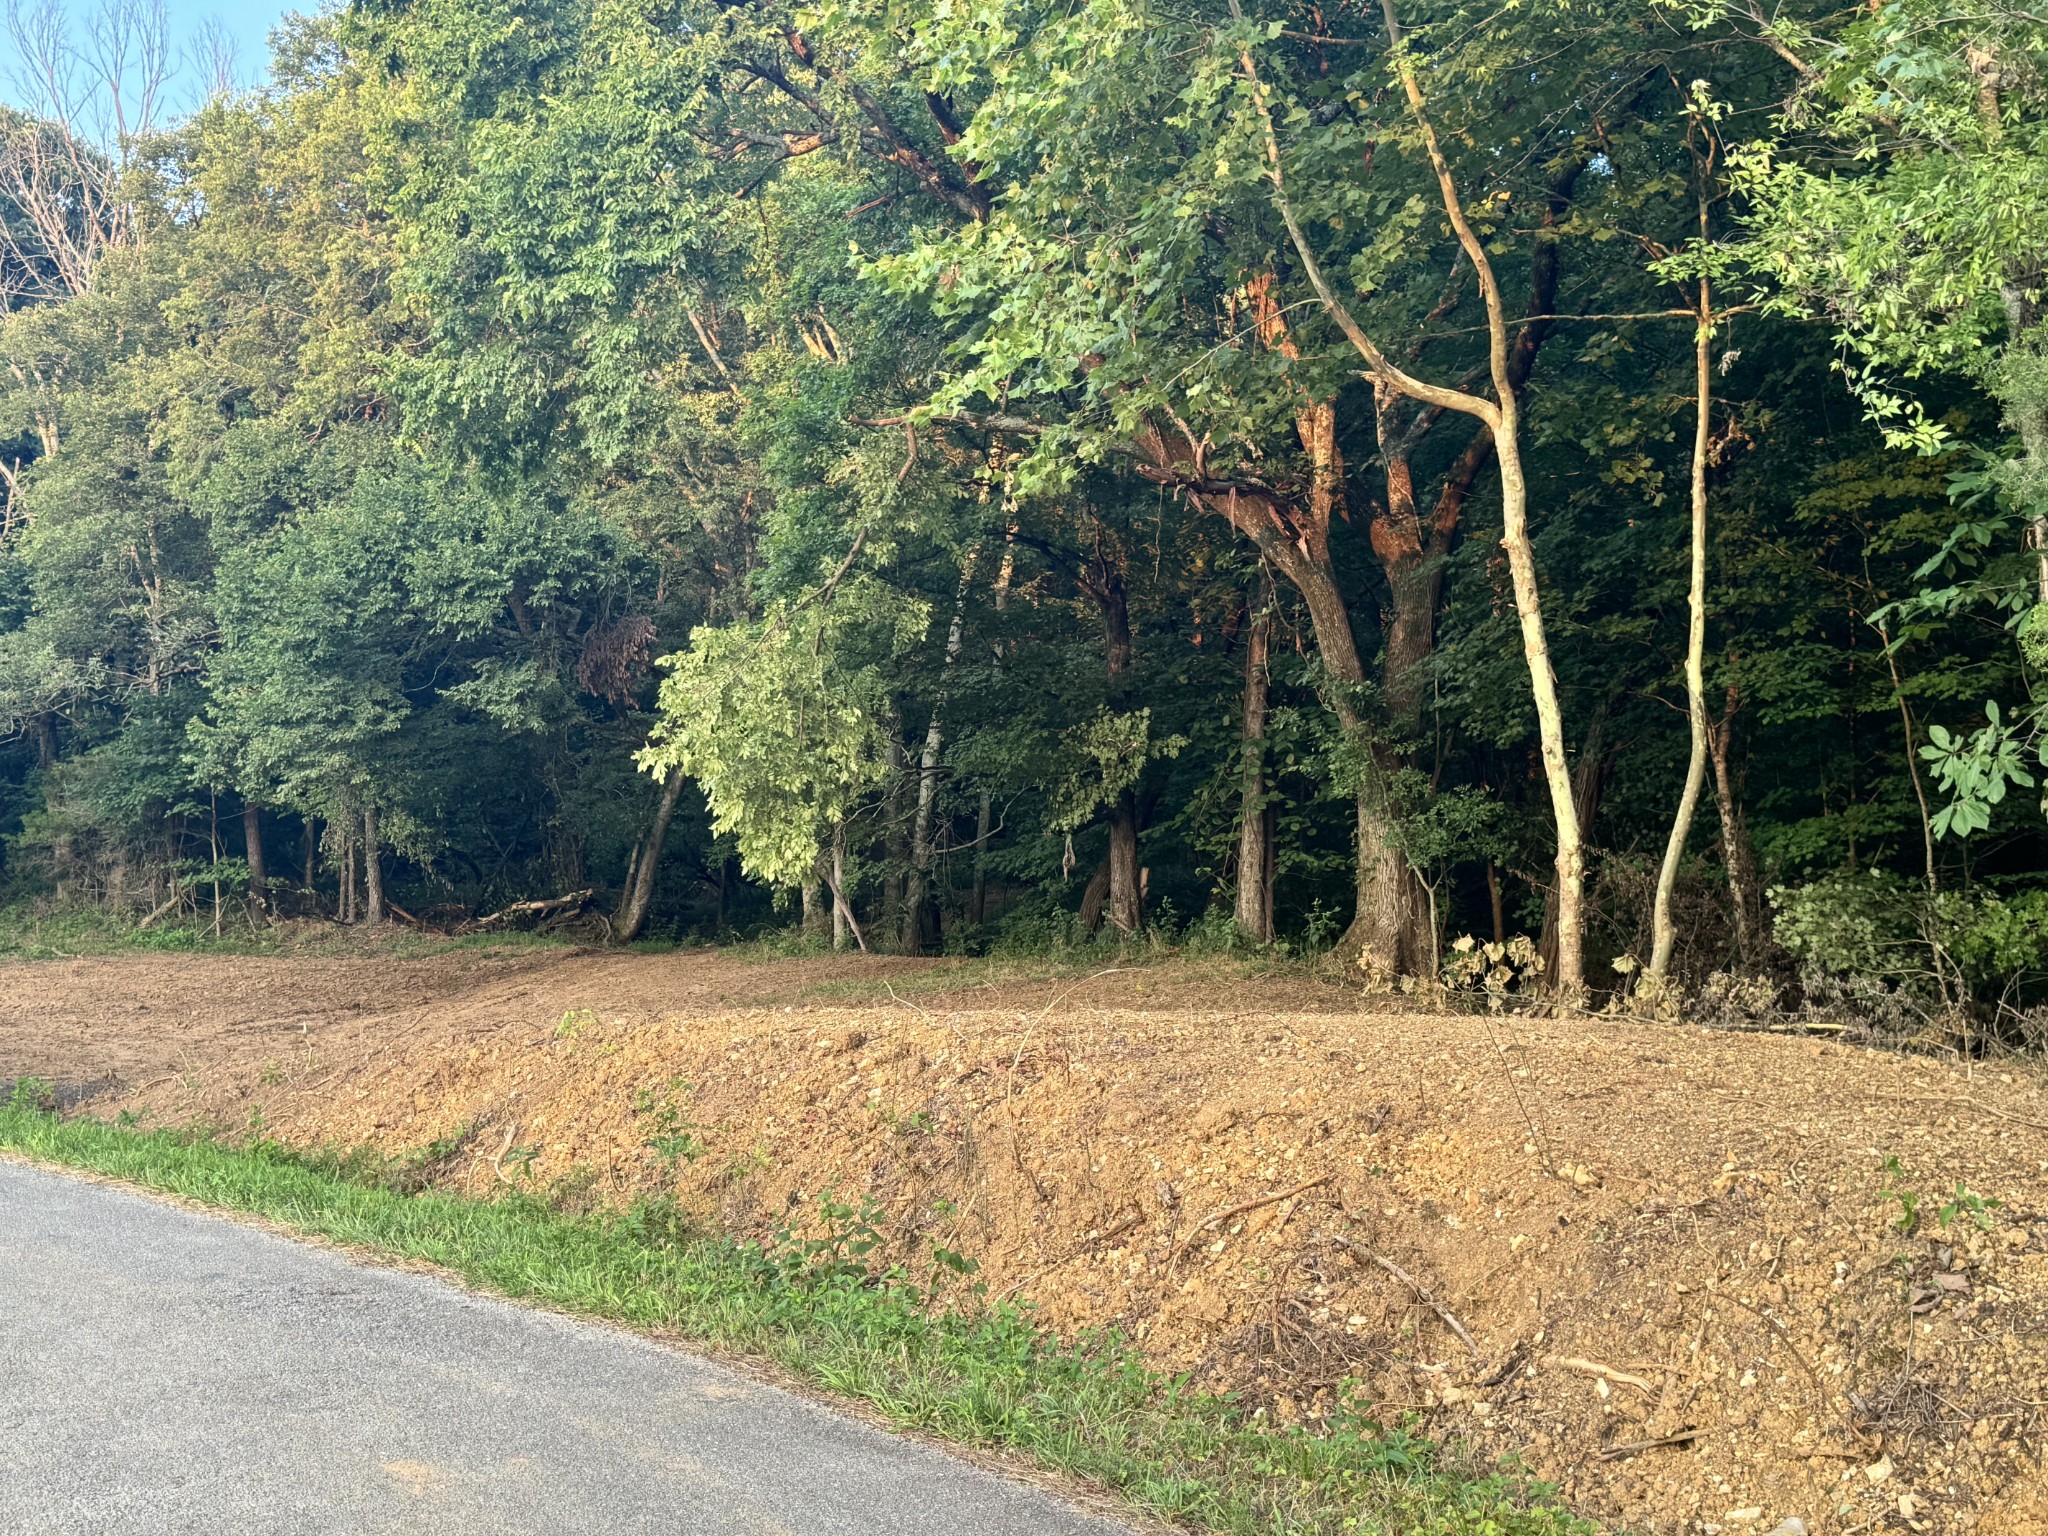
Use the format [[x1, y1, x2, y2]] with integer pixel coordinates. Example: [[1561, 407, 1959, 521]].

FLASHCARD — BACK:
[[1232, 573, 1276, 944], [1650, 271, 1716, 981], [1242, 0, 1588, 998], [614, 766, 685, 942]]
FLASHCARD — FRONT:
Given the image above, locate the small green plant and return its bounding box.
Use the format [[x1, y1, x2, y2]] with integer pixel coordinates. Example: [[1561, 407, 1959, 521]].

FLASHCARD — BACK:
[[633, 1079, 707, 1169], [7, 1077, 55, 1113], [1938, 1181, 2001, 1233], [502, 1142, 542, 1179], [1880, 1155, 1923, 1235], [555, 1007, 599, 1041]]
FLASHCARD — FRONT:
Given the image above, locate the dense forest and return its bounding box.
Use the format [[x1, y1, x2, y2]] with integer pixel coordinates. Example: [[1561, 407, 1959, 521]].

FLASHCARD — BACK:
[[0, 0, 2044, 1026]]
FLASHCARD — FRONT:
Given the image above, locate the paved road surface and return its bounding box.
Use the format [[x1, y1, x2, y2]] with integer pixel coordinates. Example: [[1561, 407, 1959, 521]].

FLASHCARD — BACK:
[[0, 1160, 1130, 1535]]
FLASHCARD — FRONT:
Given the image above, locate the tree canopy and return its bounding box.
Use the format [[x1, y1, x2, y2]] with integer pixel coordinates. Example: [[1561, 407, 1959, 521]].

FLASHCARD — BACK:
[[0, 0, 2044, 1020]]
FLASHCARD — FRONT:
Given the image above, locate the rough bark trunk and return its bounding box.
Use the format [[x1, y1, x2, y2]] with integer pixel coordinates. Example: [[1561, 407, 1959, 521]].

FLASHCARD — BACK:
[[971, 790, 993, 925], [882, 730, 908, 948], [905, 560, 974, 954], [1089, 558, 1146, 938], [1650, 285, 1714, 981], [827, 824, 866, 952], [1708, 686, 1766, 966], [614, 766, 685, 942], [363, 806, 387, 924], [242, 802, 268, 918], [1233, 582, 1277, 944], [1078, 854, 1113, 935], [1540, 707, 1607, 984], [339, 822, 356, 924], [302, 815, 317, 911], [33, 713, 56, 770], [1248, 12, 1586, 997]]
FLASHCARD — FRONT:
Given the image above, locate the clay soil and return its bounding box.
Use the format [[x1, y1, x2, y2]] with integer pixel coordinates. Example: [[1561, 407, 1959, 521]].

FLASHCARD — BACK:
[[5, 939, 2047, 1536]]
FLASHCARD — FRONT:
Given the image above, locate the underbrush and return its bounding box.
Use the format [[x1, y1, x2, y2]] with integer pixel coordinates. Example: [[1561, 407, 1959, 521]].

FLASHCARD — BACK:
[[0, 1091, 1590, 1536], [0, 904, 569, 961]]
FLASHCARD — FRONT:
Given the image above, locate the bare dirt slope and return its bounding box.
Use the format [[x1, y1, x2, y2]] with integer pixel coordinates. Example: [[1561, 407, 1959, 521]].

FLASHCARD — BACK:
[[5, 943, 2046, 1536]]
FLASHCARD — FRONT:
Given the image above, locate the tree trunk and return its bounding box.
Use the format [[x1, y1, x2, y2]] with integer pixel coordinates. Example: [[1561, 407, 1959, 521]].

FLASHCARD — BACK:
[[303, 816, 318, 913], [33, 713, 56, 770], [1486, 858, 1506, 946], [971, 790, 993, 925], [614, 766, 684, 942], [1078, 853, 1112, 934], [339, 823, 356, 924], [1650, 284, 1714, 981], [1102, 565, 1144, 938], [363, 806, 387, 924], [882, 729, 908, 948], [828, 823, 866, 952], [242, 802, 268, 918], [1247, 16, 1584, 996], [905, 562, 973, 954], [1233, 580, 1277, 944], [1709, 686, 1766, 966], [1540, 705, 1608, 985]]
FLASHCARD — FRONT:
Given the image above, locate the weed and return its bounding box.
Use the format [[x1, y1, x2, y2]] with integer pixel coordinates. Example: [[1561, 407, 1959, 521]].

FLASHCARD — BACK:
[[7, 1076, 54, 1113], [633, 1079, 706, 1170], [555, 1008, 598, 1042], [1880, 1155, 1922, 1235], [1938, 1182, 2001, 1233]]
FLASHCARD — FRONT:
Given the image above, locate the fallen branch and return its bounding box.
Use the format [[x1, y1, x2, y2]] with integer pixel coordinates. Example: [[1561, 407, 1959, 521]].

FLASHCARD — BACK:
[[1595, 1428, 1704, 1461], [1370, 1251, 1482, 1358], [136, 885, 187, 930], [1547, 1355, 1658, 1395], [472, 889, 593, 930], [1166, 1174, 1331, 1277]]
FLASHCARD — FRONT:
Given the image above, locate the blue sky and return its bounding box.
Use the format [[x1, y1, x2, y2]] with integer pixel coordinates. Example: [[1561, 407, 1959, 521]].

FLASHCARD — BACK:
[[171, 1, 299, 92], [0, 1, 301, 124]]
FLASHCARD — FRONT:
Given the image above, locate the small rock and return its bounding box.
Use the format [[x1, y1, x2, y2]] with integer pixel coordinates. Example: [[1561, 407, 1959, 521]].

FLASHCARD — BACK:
[[1865, 1455, 1893, 1483], [1765, 1521, 1809, 1536]]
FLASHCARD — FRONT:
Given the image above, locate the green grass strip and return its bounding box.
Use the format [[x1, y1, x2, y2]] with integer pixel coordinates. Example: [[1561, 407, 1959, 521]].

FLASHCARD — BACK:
[[0, 1093, 1594, 1536]]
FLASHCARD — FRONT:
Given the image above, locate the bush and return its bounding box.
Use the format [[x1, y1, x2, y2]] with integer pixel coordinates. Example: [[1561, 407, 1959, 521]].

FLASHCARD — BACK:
[[1770, 871, 2048, 1047]]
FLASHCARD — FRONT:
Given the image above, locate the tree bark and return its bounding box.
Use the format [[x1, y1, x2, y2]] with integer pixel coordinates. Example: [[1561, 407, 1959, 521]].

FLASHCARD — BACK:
[[242, 802, 268, 918], [339, 821, 356, 924], [1087, 555, 1146, 938], [828, 822, 866, 951], [615, 766, 685, 942], [1708, 685, 1767, 966], [970, 790, 994, 925], [302, 815, 317, 912], [1233, 579, 1277, 944], [1650, 283, 1714, 981], [1245, 11, 1586, 997], [363, 806, 387, 924], [905, 556, 975, 954]]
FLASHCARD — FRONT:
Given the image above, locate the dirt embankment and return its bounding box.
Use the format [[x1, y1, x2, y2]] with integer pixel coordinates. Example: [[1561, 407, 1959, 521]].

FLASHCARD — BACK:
[[5, 945, 2046, 1536]]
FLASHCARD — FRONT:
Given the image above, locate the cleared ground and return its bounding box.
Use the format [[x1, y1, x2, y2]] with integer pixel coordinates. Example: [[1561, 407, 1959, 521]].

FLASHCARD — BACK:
[[5, 941, 2046, 1534]]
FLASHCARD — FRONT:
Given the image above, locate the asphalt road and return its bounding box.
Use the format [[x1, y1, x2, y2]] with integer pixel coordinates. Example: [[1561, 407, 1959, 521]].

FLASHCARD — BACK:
[[0, 1159, 1131, 1535]]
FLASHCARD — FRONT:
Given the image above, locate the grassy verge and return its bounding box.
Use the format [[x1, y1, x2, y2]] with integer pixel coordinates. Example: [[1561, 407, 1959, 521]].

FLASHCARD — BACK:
[[0, 1094, 1591, 1536]]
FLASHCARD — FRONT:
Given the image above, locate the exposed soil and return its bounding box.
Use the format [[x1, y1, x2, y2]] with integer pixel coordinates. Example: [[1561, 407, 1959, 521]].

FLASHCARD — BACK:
[[6, 940, 2046, 1535]]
